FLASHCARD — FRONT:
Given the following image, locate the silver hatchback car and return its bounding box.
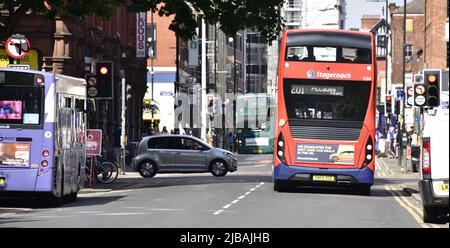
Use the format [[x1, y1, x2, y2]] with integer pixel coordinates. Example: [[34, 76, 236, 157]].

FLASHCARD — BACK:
[[132, 135, 238, 177]]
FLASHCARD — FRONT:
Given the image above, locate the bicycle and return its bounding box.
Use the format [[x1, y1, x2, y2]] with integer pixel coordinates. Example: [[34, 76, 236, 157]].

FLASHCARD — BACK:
[[86, 155, 119, 184]]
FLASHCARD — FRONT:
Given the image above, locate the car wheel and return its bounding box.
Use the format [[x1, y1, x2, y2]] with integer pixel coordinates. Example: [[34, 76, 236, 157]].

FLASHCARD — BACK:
[[138, 161, 157, 178], [210, 160, 228, 177], [331, 156, 338, 162], [423, 207, 440, 223]]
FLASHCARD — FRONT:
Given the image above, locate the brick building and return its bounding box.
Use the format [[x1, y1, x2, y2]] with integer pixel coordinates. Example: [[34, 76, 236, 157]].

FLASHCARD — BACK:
[[144, 11, 177, 132], [424, 0, 449, 71], [361, 15, 391, 103], [389, 0, 425, 87], [0, 9, 147, 161]]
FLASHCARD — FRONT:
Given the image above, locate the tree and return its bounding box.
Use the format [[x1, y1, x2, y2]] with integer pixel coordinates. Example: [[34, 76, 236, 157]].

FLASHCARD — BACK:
[[0, 0, 123, 42], [128, 0, 285, 42], [0, 0, 285, 43]]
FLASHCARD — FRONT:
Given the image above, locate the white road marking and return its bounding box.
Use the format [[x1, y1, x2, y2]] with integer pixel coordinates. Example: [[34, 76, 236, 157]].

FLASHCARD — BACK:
[[213, 210, 224, 215], [213, 182, 265, 216]]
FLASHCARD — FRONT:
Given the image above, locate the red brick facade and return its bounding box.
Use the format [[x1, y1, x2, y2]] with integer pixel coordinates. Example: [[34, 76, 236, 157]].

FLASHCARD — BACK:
[[425, 0, 448, 70], [389, 2, 425, 85], [147, 11, 176, 68], [0, 8, 148, 155]]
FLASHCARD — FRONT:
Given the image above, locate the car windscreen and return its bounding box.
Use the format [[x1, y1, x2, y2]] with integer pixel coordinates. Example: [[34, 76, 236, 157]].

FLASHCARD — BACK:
[[283, 79, 371, 124]]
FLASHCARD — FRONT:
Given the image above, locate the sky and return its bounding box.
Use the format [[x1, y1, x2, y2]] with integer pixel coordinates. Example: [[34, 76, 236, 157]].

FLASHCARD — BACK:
[[345, 0, 408, 29]]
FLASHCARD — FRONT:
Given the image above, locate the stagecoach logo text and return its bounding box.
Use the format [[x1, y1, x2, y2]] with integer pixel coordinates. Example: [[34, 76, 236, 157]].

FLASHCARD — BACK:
[[306, 70, 352, 80]]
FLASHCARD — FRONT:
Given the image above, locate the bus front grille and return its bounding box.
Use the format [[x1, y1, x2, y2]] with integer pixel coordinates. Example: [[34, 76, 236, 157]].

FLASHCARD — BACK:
[[290, 126, 361, 141]]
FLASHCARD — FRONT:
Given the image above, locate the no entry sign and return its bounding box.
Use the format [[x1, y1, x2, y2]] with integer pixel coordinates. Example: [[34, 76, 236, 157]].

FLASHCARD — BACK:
[[6, 34, 30, 59], [86, 129, 103, 156]]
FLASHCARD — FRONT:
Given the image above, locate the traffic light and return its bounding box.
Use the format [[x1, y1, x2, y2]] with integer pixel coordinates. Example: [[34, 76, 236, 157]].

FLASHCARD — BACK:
[[423, 69, 441, 107], [386, 95, 393, 114], [394, 99, 401, 115], [126, 84, 132, 101], [95, 61, 113, 98]]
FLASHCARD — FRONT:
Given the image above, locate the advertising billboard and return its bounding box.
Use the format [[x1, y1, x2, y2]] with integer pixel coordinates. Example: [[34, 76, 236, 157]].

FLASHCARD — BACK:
[[0, 143, 30, 167]]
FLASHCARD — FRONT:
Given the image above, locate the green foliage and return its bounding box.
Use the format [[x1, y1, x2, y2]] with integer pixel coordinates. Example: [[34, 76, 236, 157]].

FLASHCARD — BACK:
[[0, 0, 124, 41], [128, 0, 285, 42], [0, 0, 284, 43]]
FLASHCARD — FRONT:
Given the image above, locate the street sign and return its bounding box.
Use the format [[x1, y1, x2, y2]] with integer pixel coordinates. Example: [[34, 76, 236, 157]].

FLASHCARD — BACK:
[[415, 95, 426, 106], [136, 12, 147, 58], [7, 64, 30, 70], [86, 129, 102, 156], [5, 34, 30, 59]]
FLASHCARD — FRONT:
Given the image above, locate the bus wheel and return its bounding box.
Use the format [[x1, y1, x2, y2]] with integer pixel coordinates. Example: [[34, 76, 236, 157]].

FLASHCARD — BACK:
[[353, 185, 371, 196], [274, 180, 293, 192], [64, 192, 78, 203]]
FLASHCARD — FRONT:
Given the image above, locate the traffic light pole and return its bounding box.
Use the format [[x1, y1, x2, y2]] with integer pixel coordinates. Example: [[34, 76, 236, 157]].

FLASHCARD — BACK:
[[201, 17, 207, 141], [120, 69, 126, 175], [399, 0, 408, 172]]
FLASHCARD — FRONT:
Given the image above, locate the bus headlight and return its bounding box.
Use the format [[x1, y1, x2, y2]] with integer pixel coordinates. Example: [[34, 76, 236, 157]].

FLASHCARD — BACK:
[[363, 136, 374, 167], [277, 133, 286, 163]]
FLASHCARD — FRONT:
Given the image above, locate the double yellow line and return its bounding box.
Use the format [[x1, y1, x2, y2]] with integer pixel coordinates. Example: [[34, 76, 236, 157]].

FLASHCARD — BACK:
[[376, 159, 440, 228]]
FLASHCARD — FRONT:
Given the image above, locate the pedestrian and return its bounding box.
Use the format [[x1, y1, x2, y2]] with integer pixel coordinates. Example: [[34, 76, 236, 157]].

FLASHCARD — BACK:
[[389, 127, 395, 158], [162, 126, 169, 134], [227, 132, 234, 152], [375, 128, 380, 154]]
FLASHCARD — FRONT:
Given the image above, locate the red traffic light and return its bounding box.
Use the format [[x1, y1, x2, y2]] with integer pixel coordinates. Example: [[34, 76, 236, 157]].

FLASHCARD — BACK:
[[386, 96, 391, 101], [99, 66, 109, 75]]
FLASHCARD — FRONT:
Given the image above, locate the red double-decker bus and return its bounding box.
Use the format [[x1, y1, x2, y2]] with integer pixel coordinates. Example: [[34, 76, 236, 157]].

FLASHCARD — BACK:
[[274, 30, 376, 195]]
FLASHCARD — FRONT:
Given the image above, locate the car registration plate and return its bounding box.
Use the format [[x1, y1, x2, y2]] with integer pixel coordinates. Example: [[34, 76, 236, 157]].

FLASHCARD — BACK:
[[439, 183, 449, 192], [312, 175, 335, 182], [0, 177, 5, 186]]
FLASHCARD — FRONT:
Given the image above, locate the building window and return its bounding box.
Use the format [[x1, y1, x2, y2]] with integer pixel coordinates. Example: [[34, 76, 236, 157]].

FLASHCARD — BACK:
[[405, 44, 413, 58], [147, 24, 157, 59], [377, 35, 387, 48], [376, 35, 387, 57], [406, 19, 413, 33]]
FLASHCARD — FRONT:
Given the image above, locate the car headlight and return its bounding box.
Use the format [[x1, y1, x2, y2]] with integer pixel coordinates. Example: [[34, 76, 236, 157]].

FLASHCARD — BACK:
[[226, 153, 236, 159]]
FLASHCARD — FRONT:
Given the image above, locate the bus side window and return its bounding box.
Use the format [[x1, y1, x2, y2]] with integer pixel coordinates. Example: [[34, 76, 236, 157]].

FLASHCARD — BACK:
[[75, 99, 85, 112], [64, 97, 72, 109]]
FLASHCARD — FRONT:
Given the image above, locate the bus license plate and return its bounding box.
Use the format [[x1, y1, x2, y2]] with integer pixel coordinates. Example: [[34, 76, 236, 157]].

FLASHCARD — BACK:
[[312, 175, 335, 182], [439, 183, 449, 192], [0, 177, 5, 186]]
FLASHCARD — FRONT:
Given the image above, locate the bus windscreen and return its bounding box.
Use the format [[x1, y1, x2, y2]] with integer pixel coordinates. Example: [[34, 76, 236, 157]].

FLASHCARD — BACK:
[[284, 79, 371, 123], [286, 45, 371, 64], [0, 86, 43, 125]]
